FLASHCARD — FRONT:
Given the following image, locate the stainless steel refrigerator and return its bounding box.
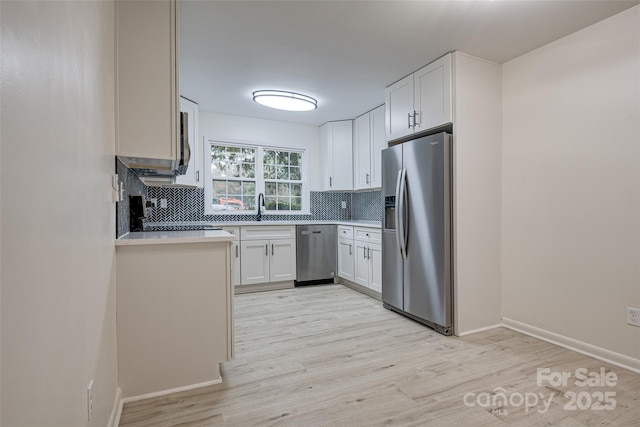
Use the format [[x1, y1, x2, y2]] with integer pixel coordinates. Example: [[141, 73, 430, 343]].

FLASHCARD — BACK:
[[381, 132, 453, 335]]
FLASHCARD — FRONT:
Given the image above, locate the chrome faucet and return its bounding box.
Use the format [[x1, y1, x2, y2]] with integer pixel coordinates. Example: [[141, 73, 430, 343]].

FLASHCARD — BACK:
[[256, 193, 265, 221]]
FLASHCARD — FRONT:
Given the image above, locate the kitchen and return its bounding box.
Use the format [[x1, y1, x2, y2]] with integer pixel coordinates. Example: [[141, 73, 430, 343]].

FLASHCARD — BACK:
[[2, 1, 640, 426]]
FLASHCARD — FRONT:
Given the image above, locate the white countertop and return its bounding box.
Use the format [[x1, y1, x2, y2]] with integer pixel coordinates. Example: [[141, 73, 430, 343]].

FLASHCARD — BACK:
[[145, 220, 382, 229], [116, 230, 236, 246]]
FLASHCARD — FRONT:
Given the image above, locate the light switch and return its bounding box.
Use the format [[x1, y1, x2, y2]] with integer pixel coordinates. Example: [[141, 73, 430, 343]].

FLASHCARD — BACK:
[[160, 199, 167, 208]]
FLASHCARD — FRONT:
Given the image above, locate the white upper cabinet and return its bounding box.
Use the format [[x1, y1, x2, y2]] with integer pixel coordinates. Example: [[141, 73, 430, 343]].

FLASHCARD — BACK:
[[354, 105, 386, 190], [174, 97, 201, 187], [353, 112, 371, 190], [385, 53, 452, 142], [385, 74, 414, 142], [319, 121, 353, 191], [414, 54, 452, 133], [369, 105, 386, 188], [116, 0, 180, 169]]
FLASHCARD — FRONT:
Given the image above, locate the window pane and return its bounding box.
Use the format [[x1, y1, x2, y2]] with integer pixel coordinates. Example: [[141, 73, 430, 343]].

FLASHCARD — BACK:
[[211, 145, 225, 159], [227, 146, 241, 154], [290, 152, 301, 166], [264, 165, 275, 179], [265, 181, 276, 196], [241, 163, 255, 178], [290, 166, 301, 181], [276, 197, 290, 210], [221, 197, 244, 210], [265, 197, 276, 210], [228, 163, 240, 178], [277, 151, 289, 166], [211, 160, 225, 177], [242, 148, 255, 162], [276, 165, 289, 180], [277, 183, 290, 196], [291, 197, 302, 211], [227, 152, 239, 164], [243, 196, 255, 210], [291, 183, 301, 197], [263, 150, 275, 165], [243, 181, 255, 195], [228, 181, 241, 194], [212, 180, 226, 195]]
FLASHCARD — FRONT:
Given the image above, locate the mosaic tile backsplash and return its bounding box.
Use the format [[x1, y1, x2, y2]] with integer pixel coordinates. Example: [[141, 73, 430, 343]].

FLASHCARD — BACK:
[[352, 190, 383, 222], [116, 161, 383, 232], [116, 158, 147, 238], [145, 187, 358, 224]]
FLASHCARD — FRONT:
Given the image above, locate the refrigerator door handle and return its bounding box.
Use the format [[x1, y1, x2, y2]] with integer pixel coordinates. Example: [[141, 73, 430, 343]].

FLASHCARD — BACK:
[[394, 170, 405, 259], [399, 168, 408, 260]]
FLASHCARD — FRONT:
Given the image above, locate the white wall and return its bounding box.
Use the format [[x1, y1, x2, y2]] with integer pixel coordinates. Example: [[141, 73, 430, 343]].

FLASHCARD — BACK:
[[1, 1, 119, 425], [502, 6, 640, 364], [198, 111, 321, 190]]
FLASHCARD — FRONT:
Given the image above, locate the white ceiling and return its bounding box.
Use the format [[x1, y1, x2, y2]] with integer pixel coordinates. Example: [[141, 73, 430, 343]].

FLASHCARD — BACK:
[[179, 0, 638, 126]]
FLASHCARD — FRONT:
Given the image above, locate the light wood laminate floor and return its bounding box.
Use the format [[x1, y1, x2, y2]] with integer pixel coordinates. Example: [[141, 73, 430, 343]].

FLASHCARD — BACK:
[[120, 285, 640, 426]]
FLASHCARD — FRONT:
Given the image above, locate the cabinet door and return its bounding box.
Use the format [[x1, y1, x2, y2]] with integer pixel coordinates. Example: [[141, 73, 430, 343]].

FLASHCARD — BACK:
[[175, 97, 200, 187], [354, 241, 370, 287], [353, 112, 371, 190], [385, 74, 414, 142], [230, 241, 241, 286], [116, 0, 178, 160], [369, 105, 386, 189], [414, 53, 452, 132], [368, 243, 382, 293], [240, 240, 270, 285], [270, 239, 297, 282], [318, 123, 331, 191], [330, 121, 354, 191], [337, 238, 355, 282]]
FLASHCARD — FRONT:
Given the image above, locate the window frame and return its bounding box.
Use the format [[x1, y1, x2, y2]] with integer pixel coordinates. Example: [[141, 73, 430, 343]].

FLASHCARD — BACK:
[[204, 138, 310, 216]]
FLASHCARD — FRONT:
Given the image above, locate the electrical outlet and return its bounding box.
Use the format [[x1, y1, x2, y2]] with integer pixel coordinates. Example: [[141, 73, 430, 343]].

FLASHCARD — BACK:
[[149, 198, 157, 208], [87, 380, 94, 421], [160, 199, 167, 208], [627, 307, 640, 327], [341, 201, 347, 209]]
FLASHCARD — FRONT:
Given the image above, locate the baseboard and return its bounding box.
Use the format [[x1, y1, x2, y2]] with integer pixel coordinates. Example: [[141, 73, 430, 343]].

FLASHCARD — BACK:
[[339, 279, 381, 301], [456, 323, 503, 337], [108, 387, 122, 427], [502, 317, 640, 375], [234, 281, 294, 294], [121, 377, 223, 404]]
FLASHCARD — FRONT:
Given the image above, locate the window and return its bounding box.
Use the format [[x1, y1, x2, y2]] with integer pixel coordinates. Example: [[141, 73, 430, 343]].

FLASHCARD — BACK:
[[205, 141, 308, 215], [263, 150, 303, 211], [209, 145, 256, 211]]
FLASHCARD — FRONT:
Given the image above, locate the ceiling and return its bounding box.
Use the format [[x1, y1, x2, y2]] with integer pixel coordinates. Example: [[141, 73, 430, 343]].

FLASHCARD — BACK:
[[179, 1, 639, 127]]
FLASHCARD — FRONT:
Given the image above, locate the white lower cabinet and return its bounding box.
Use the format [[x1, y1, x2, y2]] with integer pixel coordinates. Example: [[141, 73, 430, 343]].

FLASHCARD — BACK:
[[337, 237, 355, 282], [353, 227, 382, 293], [354, 240, 370, 286], [269, 239, 297, 282], [240, 226, 296, 285], [368, 243, 382, 293], [354, 241, 382, 293], [240, 240, 271, 285]]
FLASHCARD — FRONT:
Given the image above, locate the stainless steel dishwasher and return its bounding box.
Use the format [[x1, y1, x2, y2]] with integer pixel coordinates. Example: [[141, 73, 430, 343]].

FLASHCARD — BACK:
[[295, 224, 337, 285]]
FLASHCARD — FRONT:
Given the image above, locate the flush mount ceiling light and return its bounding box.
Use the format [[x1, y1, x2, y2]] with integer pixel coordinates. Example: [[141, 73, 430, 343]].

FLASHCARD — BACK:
[[252, 90, 317, 112]]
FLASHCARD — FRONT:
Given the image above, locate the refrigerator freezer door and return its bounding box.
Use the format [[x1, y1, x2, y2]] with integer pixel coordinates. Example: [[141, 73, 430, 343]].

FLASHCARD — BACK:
[[403, 133, 452, 328], [381, 145, 404, 310]]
